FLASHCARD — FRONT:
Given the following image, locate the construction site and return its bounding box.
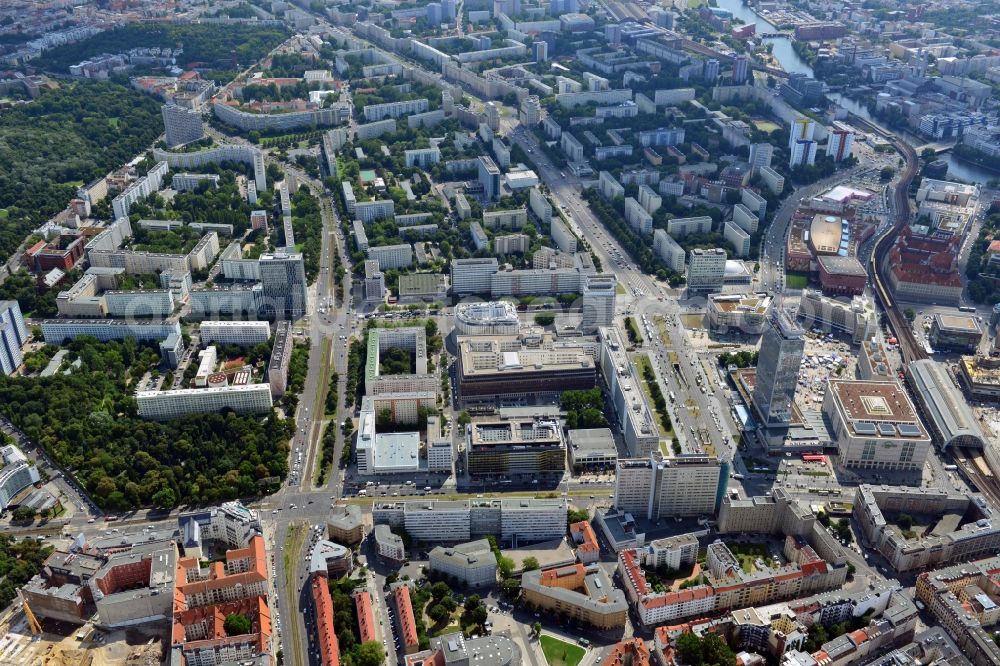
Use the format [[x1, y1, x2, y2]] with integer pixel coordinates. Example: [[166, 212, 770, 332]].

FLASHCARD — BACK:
[[0, 598, 164, 666]]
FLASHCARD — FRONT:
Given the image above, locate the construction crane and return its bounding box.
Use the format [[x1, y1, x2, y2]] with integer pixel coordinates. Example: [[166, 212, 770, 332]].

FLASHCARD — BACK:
[[19, 591, 42, 640]]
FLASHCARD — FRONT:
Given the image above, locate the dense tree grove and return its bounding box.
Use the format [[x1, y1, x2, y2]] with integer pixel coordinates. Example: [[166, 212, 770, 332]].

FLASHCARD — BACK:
[[0, 534, 52, 611], [33, 23, 289, 78], [0, 81, 163, 262], [0, 338, 292, 510]]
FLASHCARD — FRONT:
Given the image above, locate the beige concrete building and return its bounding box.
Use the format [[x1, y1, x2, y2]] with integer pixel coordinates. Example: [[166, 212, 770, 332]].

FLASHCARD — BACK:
[[521, 563, 628, 630]]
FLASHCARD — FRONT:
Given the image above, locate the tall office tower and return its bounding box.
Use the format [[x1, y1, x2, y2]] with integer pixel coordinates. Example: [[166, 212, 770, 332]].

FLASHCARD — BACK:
[[478, 156, 501, 201], [0, 300, 28, 376], [442, 0, 457, 19], [752, 307, 805, 426], [162, 104, 205, 148], [731, 55, 749, 85], [581, 274, 617, 333], [259, 252, 308, 320], [483, 102, 501, 131], [827, 122, 855, 162], [748, 142, 774, 172], [788, 117, 817, 168], [703, 59, 720, 82]]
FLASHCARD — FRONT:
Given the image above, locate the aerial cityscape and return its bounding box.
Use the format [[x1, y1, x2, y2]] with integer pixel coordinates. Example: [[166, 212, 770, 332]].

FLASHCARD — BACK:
[[1, 0, 1000, 665]]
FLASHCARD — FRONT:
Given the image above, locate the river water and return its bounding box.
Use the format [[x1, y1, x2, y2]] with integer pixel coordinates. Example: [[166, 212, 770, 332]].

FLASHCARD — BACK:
[[713, 0, 996, 184]]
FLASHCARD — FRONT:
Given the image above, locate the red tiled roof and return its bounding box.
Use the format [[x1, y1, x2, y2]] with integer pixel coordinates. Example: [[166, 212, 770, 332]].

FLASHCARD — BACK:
[[354, 589, 378, 644], [394, 586, 419, 649], [312, 575, 340, 666], [601, 638, 650, 666]]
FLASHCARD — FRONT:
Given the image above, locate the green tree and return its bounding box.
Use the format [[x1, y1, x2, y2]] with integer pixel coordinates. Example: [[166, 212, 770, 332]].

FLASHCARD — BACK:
[[534, 313, 555, 326], [428, 603, 452, 624], [531, 621, 542, 637], [457, 410, 471, 426], [356, 641, 386, 666], [498, 556, 514, 579], [430, 581, 451, 601], [897, 513, 914, 530], [464, 595, 480, 612], [522, 556, 540, 571], [675, 632, 704, 666], [224, 613, 252, 636]]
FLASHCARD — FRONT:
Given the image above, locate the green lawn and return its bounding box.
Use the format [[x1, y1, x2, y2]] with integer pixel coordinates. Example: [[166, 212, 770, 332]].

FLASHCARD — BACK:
[[540, 636, 585, 666], [615, 282, 626, 294], [784, 272, 810, 289], [0, 209, 7, 219]]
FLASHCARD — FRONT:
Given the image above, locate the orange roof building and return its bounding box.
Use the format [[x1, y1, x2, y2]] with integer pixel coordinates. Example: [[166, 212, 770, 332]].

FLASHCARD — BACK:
[[354, 589, 378, 644], [602, 638, 650, 666], [570, 521, 600, 564], [174, 535, 268, 612], [171, 535, 273, 666], [312, 575, 340, 666], [393, 585, 420, 654], [171, 596, 272, 666]]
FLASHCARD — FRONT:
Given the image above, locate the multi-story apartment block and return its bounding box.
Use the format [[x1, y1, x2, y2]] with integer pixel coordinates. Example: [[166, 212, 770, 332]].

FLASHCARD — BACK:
[[613, 453, 723, 520], [41, 319, 181, 344], [667, 216, 712, 237], [153, 144, 267, 192], [550, 217, 576, 253], [478, 156, 501, 201], [112, 161, 168, 220], [599, 326, 659, 457], [624, 198, 653, 235], [162, 103, 204, 148], [653, 230, 685, 272], [374, 498, 566, 545], [598, 171, 625, 201], [733, 203, 760, 234], [0, 300, 28, 376], [494, 234, 530, 255], [521, 563, 628, 629], [489, 268, 582, 296], [915, 557, 1000, 666], [404, 148, 441, 168], [639, 127, 685, 147], [368, 244, 413, 270], [482, 208, 528, 230], [641, 533, 699, 571], [215, 100, 349, 131], [561, 132, 585, 162], [724, 220, 751, 257], [355, 199, 395, 223], [136, 384, 274, 420], [760, 166, 785, 195], [267, 321, 293, 398], [0, 444, 40, 510], [89, 542, 177, 629], [199, 321, 271, 347], [855, 485, 1000, 573], [451, 258, 499, 295]]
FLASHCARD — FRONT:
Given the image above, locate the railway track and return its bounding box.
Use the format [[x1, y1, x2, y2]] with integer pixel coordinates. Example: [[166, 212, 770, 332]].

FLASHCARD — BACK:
[[850, 114, 927, 366], [956, 447, 1000, 508]]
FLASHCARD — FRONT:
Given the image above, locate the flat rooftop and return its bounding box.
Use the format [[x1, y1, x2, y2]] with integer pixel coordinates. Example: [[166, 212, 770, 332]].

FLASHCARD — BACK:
[[709, 293, 771, 313], [934, 313, 982, 333], [828, 380, 923, 430], [817, 254, 866, 276]]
